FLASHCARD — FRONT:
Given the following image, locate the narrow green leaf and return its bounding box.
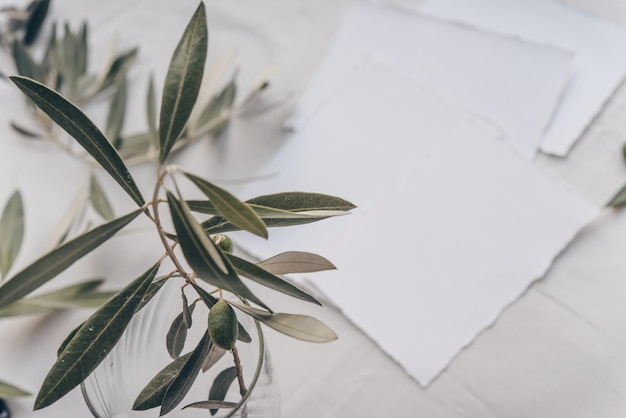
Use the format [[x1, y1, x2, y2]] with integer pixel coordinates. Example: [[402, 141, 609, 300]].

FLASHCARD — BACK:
[[608, 183, 626, 208], [160, 331, 212, 416], [25, 291, 116, 310], [0, 301, 46, 317], [158, 2, 207, 163], [182, 292, 193, 328], [34, 263, 160, 410], [185, 172, 267, 238], [89, 175, 115, 221], [117, 132, 153, 160], [183, 400, 237, 411], [60, 23, 78, 99], [0, 289, 116, 317], [24, 0, 50, 45], [196, 75, 237, 129], [258, 251, 336, 275], [76, 22, 88, 76], [166, 302, 195, 359], [207, 366, 237, 415], [133, 353, 192, 411], [227, 254, 321, 305], [40, 21, 56, 73], [200, 191, 355, 234], [232, 303, 337, 343], [48, 186, 88, 248], [0, 379, 30, 398], [248, 192, 356, 212], [10, 76, 145, 207], [167, 192, 270, 311], [101, 48, 137, 91], [0, 191, 24, 279], [189, 281, 252, 344], [12, 39, 40, 80], [105, 75, 127, 147], [0, 209, 141, 309], [146, 75, 158, 145], [10, 120, 42, 139], [166, 312, 188, 360], [5, 279, 104, 315]]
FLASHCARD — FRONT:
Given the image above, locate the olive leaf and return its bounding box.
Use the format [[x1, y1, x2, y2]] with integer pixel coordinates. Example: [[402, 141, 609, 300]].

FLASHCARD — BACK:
[[0, 279, 109, 318], [98, 48, 138, 94], [182, 292, 193, 328], [248, 192, 356, 212], [48, 186, 89, 248], [226, 253, 321, 305], [166, 302, 196, 359], [0, 190, 24, 280], [206, 366, 237, 415], [133, 352, 192, 411], [193, 75, 237, 135], [158, 2, 207, 163], [89, 175, 115, 221], [0, 209, 141, 310], [10, 120, 42, 139], [160, 331, 212, 416], [24, 0, 51, 45], [185, 172, 267, 238], [188, 281, 252, 344], [12, 39, 40, 81], [146, 74, 158, 144], [10, 76, 146, 207], [76, 22, 88, 77], [199, 191, 355, 234], [34, 263, 160, 410], [0, 379, 30, 398], [182, 400, 237, 411], [167, 192, 270, 311], [258, 251, 336, 275], [232, 302, 337, 343], [105, 74, 127, 147]]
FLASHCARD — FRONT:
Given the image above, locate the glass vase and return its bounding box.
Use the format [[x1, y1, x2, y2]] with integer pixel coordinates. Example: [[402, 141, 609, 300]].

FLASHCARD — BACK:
[[81, 279, 281, 418]]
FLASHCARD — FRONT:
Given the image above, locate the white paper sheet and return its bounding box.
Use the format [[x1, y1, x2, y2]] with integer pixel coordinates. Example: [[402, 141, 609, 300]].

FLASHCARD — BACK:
[[236, 58, 598, 386], [419, 0, 626, 157], [286, 1, 573, 159]]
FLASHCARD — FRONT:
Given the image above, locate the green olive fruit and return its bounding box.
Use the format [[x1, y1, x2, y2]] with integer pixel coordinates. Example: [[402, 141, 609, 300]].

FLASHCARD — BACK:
[[208, 300, 238, 350], [211, 234, 233, 254]]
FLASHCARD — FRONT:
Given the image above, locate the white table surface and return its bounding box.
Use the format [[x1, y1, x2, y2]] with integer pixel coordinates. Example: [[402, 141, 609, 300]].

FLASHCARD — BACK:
[[3, 0, 626, 417]]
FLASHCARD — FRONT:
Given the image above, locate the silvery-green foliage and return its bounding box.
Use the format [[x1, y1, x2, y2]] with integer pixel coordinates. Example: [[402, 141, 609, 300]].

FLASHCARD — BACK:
[[1, 2, 356, 414]]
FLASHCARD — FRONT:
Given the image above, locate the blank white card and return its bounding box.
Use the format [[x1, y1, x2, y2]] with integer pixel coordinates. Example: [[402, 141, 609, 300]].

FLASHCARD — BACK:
[[236, 58, 598, 385]]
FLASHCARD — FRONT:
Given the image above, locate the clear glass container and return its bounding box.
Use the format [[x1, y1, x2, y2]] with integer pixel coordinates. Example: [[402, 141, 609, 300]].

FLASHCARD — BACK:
[[81, 279, 281, 418]]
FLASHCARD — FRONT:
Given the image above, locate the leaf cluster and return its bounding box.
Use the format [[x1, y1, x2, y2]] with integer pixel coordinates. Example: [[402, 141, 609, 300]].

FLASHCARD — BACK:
[[0, 2, 356, 415]]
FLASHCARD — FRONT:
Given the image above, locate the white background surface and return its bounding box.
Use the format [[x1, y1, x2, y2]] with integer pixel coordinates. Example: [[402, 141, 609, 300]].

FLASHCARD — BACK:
[[1, 0, 626, 417]]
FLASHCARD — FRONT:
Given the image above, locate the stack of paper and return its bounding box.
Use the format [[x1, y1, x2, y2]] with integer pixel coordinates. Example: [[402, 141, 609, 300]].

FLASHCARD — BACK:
[[419, 0, 626, 156], [235, 0, 610, 386]]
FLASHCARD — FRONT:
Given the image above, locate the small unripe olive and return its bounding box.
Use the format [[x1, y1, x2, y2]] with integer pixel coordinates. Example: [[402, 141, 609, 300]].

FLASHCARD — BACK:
[[211, 234, 233, 254], [208, 300, 238, 350]]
